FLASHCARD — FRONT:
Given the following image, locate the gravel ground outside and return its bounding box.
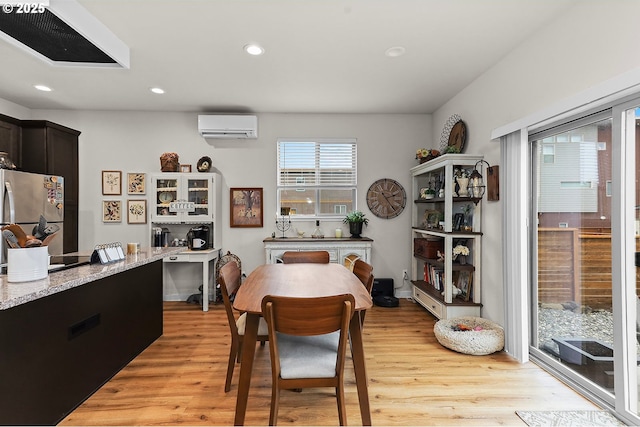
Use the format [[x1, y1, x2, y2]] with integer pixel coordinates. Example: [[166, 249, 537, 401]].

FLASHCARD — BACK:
[[538, 305, 640, 355]]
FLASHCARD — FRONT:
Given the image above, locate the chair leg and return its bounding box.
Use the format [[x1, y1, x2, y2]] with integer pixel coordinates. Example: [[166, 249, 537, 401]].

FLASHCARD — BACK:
[[269, 382, 280, 426], [336, 384, 347, 426], [225, 340, 239, 393]]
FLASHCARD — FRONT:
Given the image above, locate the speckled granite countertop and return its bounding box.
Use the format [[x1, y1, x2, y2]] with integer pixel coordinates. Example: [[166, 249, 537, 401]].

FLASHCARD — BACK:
[[0, 247, 183, 310]]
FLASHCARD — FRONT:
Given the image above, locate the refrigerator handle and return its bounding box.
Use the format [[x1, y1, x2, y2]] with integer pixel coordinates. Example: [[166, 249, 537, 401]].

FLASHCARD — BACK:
[[5, 181, 15, 224]]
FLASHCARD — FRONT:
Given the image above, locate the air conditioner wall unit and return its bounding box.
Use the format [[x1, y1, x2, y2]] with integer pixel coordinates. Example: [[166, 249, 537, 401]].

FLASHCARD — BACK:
[[198, 115, 258, 139]]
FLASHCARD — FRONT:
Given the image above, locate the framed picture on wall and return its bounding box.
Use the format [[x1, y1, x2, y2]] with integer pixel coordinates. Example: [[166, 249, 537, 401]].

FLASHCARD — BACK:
[[127, 173, 146, 194], [102, 200, 122, 222], [127, 199, 147, 224], [230, 188, 263, 228], [102, 170, 122, 195]]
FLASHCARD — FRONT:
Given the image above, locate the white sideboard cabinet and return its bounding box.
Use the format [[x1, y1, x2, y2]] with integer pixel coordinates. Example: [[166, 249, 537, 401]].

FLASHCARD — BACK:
[[263, 237, 372, 267]]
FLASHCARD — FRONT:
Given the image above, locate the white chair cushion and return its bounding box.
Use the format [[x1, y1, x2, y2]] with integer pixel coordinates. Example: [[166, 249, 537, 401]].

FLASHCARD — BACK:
[[276, 331, 340, 379], [236, 312, 269, 336]]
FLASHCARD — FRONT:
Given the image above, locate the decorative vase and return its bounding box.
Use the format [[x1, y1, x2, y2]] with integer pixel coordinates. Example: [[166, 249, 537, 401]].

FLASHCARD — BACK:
[[349, 222, 363, 238], [456, 177, 469, 197], [458, 255, 467, 265]]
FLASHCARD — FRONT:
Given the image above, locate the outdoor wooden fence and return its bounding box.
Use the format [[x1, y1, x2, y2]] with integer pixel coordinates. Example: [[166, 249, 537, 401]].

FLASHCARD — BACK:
[[537, 228, 640, 310]]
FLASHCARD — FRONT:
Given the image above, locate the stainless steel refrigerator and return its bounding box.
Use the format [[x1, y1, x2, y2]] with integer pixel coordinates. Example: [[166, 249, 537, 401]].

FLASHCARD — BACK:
[[0, 170, 64, 265]]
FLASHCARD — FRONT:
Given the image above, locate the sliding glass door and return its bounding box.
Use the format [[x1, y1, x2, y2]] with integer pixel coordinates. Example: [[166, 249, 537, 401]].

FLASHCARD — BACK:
[[529, 102, 640, 423]]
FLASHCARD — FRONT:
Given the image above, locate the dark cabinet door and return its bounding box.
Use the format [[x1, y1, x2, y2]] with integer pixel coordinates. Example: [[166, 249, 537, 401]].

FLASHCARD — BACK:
[[0, 116, 21, 168], [21, 121, 80, 253]]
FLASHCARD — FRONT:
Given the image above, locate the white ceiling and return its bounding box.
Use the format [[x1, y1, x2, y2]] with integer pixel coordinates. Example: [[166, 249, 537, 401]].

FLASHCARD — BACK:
[[0, 0, 578, 114]]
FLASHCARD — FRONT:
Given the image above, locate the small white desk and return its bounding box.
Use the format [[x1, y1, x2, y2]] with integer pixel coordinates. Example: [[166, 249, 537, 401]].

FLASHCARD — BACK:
[[162, 248, 220, 311]]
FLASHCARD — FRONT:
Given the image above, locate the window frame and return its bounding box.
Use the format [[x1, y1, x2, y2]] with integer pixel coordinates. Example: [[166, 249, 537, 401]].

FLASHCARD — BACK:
[[276, 138, 357, 220]]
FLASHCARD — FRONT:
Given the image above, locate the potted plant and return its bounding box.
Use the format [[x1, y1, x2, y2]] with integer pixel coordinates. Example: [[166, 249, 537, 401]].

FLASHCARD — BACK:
[[420, 187, 436, 199], [343, 210, 369, 238]]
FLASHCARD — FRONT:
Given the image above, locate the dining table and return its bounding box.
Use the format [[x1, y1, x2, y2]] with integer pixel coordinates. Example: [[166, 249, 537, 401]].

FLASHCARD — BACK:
[[232, 262, 373, 425]]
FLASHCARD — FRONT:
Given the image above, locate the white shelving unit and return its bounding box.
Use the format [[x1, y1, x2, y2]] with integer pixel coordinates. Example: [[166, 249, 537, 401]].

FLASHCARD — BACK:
[[410, 154, 483, 319]]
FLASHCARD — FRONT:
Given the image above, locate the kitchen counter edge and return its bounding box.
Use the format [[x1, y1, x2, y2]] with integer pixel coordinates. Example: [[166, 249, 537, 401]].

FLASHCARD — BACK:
[[0, 247, 183, 310]]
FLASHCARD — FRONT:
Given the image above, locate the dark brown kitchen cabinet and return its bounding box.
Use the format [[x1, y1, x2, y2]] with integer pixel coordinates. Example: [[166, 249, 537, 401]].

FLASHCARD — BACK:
[[20, 120, 80, 253], [0, 114, 21, 168]]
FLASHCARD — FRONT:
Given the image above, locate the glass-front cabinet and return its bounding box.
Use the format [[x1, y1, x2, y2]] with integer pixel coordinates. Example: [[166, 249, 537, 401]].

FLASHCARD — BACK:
[[150, 173, 220, 223]]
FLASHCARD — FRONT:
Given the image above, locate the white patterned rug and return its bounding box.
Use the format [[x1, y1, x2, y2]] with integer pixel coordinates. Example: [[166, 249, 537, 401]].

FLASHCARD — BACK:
[[516, 410, 624, 426]]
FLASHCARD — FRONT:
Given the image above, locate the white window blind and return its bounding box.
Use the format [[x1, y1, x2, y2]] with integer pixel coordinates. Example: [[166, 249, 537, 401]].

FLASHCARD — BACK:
[[277, 139, 357, 218], [277, 140, 357, 187]]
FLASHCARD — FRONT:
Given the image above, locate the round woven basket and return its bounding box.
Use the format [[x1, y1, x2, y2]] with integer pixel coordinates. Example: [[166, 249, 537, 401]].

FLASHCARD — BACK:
[[434, 316, 504, 355]]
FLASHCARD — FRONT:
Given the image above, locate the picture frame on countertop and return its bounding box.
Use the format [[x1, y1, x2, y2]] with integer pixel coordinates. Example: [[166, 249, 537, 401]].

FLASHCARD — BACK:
[[127, 172, 146, 194], [102, 170, 122, 195], [127, 199, 147, 224], [102, 200, 122, 222], [180, 164, 192, 173], [230, 187, 263, 228]]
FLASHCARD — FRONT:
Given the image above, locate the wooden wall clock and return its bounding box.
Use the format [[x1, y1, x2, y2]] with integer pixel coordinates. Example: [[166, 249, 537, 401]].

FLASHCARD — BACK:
[[366, 178, 407, 219]]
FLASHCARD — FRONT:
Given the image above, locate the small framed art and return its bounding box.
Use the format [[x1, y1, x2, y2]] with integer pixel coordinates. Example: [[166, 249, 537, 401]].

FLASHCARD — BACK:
[[103, 200, 122, 222], [180, 164, 192, 173], [102, 171, 122, 195], [127, 173, 146, 194], [230, 187, 263, 228], [457, 270, 473, 301], [127, 199, 147, 224]]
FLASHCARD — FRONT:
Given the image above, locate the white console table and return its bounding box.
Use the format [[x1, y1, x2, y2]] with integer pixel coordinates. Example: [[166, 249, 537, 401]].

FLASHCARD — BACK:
[[162, 248, 220, 311], [263, 237, 372, 267]]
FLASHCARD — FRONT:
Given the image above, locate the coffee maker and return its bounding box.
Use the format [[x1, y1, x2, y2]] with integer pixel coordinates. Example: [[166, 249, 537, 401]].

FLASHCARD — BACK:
[[187, 225, 210, 250]]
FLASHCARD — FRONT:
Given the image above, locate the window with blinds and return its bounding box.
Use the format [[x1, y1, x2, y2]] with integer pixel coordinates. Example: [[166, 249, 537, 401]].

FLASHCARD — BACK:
[[277, 139, 357, 218]]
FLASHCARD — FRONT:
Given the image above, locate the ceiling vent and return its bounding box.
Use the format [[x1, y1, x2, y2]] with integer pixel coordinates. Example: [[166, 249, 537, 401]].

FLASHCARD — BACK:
[[198, 115, 258, 139], [0, 0, 129, 68]]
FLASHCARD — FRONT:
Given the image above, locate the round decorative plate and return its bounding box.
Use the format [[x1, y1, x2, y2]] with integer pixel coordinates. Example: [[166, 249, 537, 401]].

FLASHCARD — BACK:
[[197, 156, 212, 172], [158, 192, 173, 203], [448, 120, 467, 153], [439, 113, 462, 152]]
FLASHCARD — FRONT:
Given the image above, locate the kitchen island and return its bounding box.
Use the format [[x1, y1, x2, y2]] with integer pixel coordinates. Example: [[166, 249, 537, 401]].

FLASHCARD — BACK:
[[0, 247, 182, 425]]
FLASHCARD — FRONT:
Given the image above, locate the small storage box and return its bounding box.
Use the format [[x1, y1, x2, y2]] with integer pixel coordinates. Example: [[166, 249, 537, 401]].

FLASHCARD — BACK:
[[413, 238, 443, 259]]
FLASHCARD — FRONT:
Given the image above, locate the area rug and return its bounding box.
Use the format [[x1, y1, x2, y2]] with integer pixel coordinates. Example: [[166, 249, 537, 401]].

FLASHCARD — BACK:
[[515, 410, 624, 426]]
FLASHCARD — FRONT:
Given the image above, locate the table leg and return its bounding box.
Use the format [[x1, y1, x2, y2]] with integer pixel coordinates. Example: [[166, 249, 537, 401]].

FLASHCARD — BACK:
[[234, 313, 259, 425], [202, 260, 209, 312], [349, 314, 371, 425]]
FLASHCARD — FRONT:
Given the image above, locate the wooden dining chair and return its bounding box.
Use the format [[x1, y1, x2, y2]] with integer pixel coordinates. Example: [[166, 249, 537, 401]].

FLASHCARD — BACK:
[[261, 294, 355, 426], [353, 259, 374, 324], [281, 250, 330, 264], [218, 261, 269, 393]]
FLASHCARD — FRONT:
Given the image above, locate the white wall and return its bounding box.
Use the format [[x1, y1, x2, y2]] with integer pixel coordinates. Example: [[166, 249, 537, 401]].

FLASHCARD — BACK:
[[0, 98, 30, 120], [16, 110, 430, 293], [432, 0, 640, 324]]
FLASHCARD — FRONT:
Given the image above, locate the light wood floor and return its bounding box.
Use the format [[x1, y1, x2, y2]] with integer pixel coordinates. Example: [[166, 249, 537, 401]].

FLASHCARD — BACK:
[[60, 299, 599, 426]]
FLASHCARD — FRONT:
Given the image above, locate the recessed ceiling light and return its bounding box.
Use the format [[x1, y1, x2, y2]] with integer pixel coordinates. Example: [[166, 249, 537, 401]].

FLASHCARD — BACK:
[[385, 46, 406, 58], [150, 87, 165, 94], [34, 84, 52, 92], [244, 44, 264, 56]]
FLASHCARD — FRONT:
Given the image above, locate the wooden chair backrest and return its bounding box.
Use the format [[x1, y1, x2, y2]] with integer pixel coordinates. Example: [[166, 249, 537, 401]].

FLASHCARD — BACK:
[[262, 294, 354, 336], [353, 259, 374, 293], [219, 261, 242, 336], [281, 250, 330, 264]]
